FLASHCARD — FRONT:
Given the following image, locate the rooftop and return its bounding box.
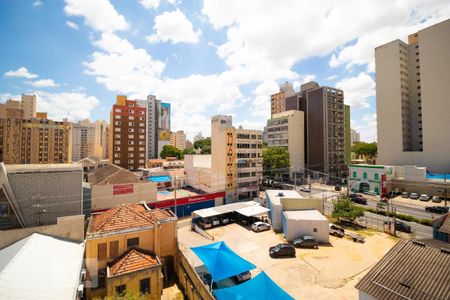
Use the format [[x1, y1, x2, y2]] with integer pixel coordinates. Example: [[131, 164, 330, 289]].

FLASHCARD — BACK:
[[4, 163, 82, 173], [266, 190, 303, 205], [0, 233, 84, 300], [355, 239, 450, 300], [88, 204, 175, 237], [88, 164, 141, 185], [108, 248, 160, 277], [283, 210, 328, 221], [434, 213, 450, 234]]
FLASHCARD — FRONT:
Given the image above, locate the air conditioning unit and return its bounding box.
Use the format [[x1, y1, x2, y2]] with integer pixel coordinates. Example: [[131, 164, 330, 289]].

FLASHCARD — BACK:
[[80, 269, 86, 281], [77, 284, 84, 298]]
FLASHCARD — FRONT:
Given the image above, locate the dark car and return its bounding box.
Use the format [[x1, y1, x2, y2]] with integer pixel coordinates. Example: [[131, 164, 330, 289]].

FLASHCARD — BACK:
[[395, 221, 412, 233], [292, 236, 319, 249], [335, 184, 342, 191], [425, 206, 449, 214], [349, 194, 368, 205], [269, 243, 296, 258], [329, 224, 345, 237], [198, 272, 217, 289]]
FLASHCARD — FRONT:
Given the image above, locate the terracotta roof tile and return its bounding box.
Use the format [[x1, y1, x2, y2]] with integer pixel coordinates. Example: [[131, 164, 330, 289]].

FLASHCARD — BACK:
[[89, 204, 174, 234], [109, 248, 160, 277]]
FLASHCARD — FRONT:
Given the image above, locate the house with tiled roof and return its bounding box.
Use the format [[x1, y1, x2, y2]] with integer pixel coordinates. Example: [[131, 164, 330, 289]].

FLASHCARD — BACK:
[[88, 164, 157, 211], [85, 203, 177, 300], [433, 212, 449, 243]]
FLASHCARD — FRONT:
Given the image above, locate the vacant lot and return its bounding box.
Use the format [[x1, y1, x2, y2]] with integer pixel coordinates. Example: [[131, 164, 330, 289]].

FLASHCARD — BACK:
[[178, 222, 397, 300]]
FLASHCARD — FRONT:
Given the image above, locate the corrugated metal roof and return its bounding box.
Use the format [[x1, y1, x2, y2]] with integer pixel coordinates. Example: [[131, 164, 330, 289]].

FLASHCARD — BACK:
[[88, 164, 141, 185], [5, 163, 82, 173], [356, 239, 450, 300], [192, 201, 260, 218], [0, 233, 84, 300]]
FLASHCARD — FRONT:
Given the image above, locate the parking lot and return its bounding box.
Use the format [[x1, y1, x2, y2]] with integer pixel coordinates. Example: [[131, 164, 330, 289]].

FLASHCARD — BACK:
[[178, 221, 397, 299]]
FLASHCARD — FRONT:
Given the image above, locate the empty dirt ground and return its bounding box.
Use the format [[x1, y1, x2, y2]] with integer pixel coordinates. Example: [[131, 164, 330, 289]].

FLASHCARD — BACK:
[[178, 222, 398, 300]]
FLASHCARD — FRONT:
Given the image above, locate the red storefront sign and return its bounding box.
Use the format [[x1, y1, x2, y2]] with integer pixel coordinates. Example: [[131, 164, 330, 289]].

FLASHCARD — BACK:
[[113, 184, 134, 195]]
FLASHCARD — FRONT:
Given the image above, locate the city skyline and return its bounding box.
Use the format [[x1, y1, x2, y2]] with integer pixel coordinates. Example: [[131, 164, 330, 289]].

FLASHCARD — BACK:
[[1, 1, 449, 141]]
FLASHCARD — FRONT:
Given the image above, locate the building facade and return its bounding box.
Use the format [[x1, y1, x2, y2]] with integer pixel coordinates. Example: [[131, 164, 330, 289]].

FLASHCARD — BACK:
[[211, 115, 263, 201], [72, 119, 96, 162], [94, 120, 109, 160], [350, 129, 360, 145], [170, 130, 186, 150], [266, 110, 304, 176], [376, 20, 450, 173], [110, 96, 147, 171], [270, 81, 294, 116]]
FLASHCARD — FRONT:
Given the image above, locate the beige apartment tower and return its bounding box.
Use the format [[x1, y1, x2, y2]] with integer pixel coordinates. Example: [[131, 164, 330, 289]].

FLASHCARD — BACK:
[[170, 130, 187, 150], [266, 110, 305, 176], [376, 19, 450, 172], [271, 81, 294, 116], [211, 115, 263, 201], [72, 119, 96, 162]]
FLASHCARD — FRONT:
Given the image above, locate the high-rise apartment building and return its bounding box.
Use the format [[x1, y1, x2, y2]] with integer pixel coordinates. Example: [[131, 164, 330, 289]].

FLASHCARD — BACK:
[[270, 81, 294, 116], [344, 105, 351, 164], [211, 115, 263, 201], [376, 20, 450, 172], [170, 130, 187, 150], [72, 119, 96, 162], [94, 120, 109, 159], [0, 107, 72, 164], [109, 96, 147, 171], [266, 110, 304, 176], [351, 129, 360, 145], [20, 94, 36, 120]]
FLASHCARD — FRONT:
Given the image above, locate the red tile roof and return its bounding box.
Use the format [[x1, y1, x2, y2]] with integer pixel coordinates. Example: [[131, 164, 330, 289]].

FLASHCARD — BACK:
[[89, 204, 174, 235], [109, 248, 160, 277]]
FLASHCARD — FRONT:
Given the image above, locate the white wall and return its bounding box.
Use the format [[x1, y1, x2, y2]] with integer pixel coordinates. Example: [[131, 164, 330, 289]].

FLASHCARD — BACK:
[[283, 212, 329, 243]]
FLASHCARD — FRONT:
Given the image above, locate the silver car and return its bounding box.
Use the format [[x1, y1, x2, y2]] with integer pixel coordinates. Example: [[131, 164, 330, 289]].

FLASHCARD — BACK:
[[432, 196, 441, 203], [410, 193, 419, 200], [251, 221, 271, 232], [419, 194, 430, 201]]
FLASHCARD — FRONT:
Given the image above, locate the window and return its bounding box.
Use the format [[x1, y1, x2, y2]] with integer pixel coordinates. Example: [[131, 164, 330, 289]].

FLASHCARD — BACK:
[[116, 284, 126, 296], [374, 173, 379, 180], [98, 243, 107, 260], [97, 268, 106, 289], [127, 237, 139, 248], [352, 171, 357, 178], [140, 278, 150, 294], [110, 241, 119, 258], [0, 203, 9, 218], [313, 228, 317, 233], [363, 172, 367, 179]]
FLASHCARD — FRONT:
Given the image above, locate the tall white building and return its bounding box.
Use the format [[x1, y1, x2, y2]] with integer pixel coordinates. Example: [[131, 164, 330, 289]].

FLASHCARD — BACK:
[[350, 129, 360, 145], [72, 119, 96, 161], [376, 20, 450, 172]]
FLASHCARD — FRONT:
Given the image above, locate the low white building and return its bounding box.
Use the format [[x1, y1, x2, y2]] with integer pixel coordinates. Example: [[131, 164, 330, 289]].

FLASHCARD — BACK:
[[266, 190, 303, 231], [282, 210, 329, 243]]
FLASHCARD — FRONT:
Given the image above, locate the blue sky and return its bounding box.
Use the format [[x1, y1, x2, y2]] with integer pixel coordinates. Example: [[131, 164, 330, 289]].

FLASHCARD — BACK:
[[1, 0, 449, 141]]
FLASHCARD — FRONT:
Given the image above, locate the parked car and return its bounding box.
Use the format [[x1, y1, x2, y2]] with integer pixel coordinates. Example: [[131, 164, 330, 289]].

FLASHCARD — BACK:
[[221, 216, 230, 225], [198, 218, 212, 229], [419, 194, 430, 201], [401, 192, 409, 198], [291, 236, 319, 249], [198, 272, 217, 289], [432, 196, 442, 203], [212, 217, 220, 226], [334, 184, 342, 191], [349, 194, 367, 205], [395, 221, 412, 233], [234, 271, 251, 282], [425, 206, 449, 214], [300, 185, 311, 192], [269, 243, 296, 258], [329, 224, 345, 237], [409, 193, 419, 200], [349, 193, 362, 199], [251, 221, 271, 232]]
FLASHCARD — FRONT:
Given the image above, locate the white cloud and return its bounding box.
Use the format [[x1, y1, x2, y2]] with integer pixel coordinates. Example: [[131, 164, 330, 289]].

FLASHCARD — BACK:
[[0, 93, 20, 102], [4, 67, 38, 79], [66, 21, 79, 30], [335, 72, 375, 109], [139, 0, 160, 9], [27, 79, 59, 88], [147, 9, 201, 44], [64, 0, 128, 32], [352, 113, 377, 142], [34, 90, 100, 122], [250, 80, 279, 118], [325, 75, 338, 81], [32, 1, 43, 6]]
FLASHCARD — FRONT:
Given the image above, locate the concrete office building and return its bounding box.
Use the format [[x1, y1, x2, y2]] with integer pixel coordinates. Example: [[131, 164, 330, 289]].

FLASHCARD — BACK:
[[72, 119, 96, 162], [284, 81, 347, 177], [266, 110, 304, 176], [0, 163, 83, 229], [110, 96, 147, 171], [351, 129, 360, 145], [170, 130, 187, 150], [270, 81, 294, 116], [211, 115, 263, 201], [376, 20, 450, 173]]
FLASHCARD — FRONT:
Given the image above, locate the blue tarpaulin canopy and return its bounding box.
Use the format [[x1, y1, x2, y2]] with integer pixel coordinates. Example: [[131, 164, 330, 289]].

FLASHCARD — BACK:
[[191, 241, 256, 282], [214, 271, 295, 300]]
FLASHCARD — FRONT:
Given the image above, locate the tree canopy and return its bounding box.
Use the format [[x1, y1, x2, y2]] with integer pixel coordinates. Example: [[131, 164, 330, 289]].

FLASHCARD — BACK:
[[182, 146, 195, 156], [352, 142, 377, 158], [193, 137, 211, 154], [332, 197, 365, 222], [262, 146, 290, 175], [160, 145, 182, 159]]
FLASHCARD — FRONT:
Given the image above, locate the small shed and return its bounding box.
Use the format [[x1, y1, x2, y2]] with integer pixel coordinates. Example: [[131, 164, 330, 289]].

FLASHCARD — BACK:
[[282, 210, 329, 243]]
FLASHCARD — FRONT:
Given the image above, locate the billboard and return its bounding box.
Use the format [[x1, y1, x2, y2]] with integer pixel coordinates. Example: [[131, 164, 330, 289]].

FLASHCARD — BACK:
[[158, 102, 171, 141], [113, 184, 134, 195]]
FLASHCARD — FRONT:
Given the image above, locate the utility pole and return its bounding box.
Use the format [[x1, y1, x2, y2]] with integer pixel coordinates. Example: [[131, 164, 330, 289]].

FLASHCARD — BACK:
[[444, 173, 448, 207]]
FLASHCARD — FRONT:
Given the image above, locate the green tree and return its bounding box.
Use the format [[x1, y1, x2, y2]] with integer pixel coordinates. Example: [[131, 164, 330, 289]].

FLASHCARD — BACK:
[[160, 145, 182, 159], [262, 147, 290, 177], [182, 146, 195, 156], [352, 142, 377, 158], [193, 137, 211, 154], [332, 197, 365, 222]]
